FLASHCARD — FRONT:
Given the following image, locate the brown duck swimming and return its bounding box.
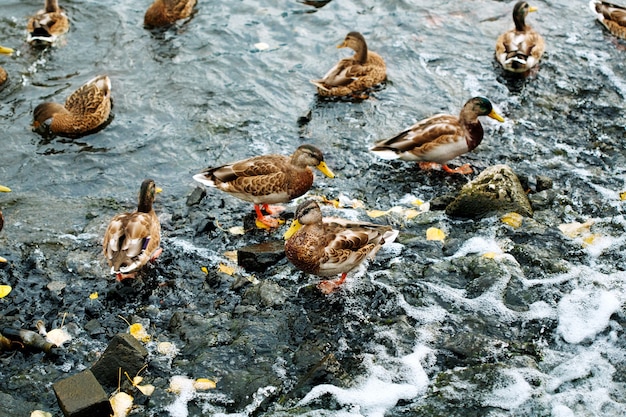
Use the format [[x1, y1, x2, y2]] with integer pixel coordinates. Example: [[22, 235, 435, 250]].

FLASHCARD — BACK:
[[495, 1, 545, 74], [33, 75, 112, 137], [284, 199, 399, 294], [310, 31, 386, 97], [144, 0, 197, 28], [193, 145, 335, 229], [103, 179, 162, 281], [27, 0, 70, 45], [590, 0, 626, 39], [370, 97, 504, 175]]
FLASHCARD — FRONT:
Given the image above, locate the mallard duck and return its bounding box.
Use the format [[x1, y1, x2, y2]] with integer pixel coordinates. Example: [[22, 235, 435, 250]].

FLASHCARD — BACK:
[[0, 45, 14, 89], [144, 0, 197, 28], [590, 1, 626, 39], [284, 199, 398, 294], [103, 179, 162, 281], [33, 75, 112, 137], [193, 144, 335, 229], [0, 185, 10, 263], [310, 31, 387, 97], [495, 1, 545, 74], [370, 97, 504, 175], [27, 0, 70, 45]]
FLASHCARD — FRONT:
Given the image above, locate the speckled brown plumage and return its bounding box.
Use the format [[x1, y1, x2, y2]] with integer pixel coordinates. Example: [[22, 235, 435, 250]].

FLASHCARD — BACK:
[[284, 200, 398, 294], [370, 97, 504, 175], [590, 0, 626, 39], [144, 0, 197, 28], [33, 75, 112, 137], [103, 179, 162, 281], [0, 45, 13, 89], [495, 1, 545, 73], [27, 0, 69, 45], [310, 31, 387, 97]]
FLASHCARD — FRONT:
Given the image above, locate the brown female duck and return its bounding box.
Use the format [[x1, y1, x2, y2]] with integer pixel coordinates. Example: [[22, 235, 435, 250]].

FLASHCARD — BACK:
[[284, 199, 398, 294], [370, 97, 504, 175], [27, 0, 70, 45], [33, 75, 112, 137], [0, 45, 13, 89], [590, 1, 626, 39], [144, 0, 197, 28], [103, 179, 162, 281], [495, 1, 545, 74], [193, 145, 335, 229], [310, 31, 386, 97]]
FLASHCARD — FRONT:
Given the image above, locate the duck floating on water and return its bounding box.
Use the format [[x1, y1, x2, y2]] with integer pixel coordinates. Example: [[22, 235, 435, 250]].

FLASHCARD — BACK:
[[103, 179, 162, 281], [370, 97, 504, 175], [310, 31, 386, 97], [284, 199, 399, 294], [27, 0, 70, 45], [193, 145, 335, 229], [589, 0, 626, 39], [144, 0, 197, 28]]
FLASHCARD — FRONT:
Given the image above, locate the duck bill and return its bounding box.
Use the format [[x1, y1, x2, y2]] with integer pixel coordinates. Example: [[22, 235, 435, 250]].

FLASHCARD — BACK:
[[156, 187, 163, 193], [528, 6, 538, 13], [0, 185, 11, 193], [336, 40, 348, 49], [0, 46, 14, 55], [0, 256, 6, 263], [488, 110, 505, 123], [284, 219, 302, 240], [316, 161, 335, 178]]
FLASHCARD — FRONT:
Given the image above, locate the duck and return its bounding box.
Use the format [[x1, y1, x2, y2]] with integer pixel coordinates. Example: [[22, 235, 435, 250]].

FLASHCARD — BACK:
[[193, 144, 335, 229], [144, 0, 197, 28], [590, 1, 626, 39], [370, 97, 505, 175], [27, 0, 70, 45], [0, 185, 10, 263], [284, 199, 399, 294], [33, 75, 112, 137], [310, 31, 387, 97], [103, 179, 162, 281], [0, 45, 14, 89], [495, 1, 545, 74]]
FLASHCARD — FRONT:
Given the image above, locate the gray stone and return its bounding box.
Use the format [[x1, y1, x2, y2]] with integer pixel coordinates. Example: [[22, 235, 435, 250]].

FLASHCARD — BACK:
[[445, 164, 533, 219], [186, 187, 206, 206], [90, 333, 148, 389], [53, 370, 113, 417], [237, 240, 285, 272]]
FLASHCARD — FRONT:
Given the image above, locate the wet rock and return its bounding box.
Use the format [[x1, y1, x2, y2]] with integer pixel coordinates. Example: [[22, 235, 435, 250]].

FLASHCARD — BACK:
[[90, 333, 148, 389], [535, 175, 553, 192], [0, 392, 44, 417], [237, 240, 286, 272], [53, 370, 113, 417], [445, 165, 533, 219], [186, 187, 206, 206], [241, 280, 289, 307]]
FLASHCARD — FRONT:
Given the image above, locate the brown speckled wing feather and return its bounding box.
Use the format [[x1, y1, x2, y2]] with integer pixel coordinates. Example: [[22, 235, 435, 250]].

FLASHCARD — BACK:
[[103, 212, 160, 272], [374, 115, 460, 152]]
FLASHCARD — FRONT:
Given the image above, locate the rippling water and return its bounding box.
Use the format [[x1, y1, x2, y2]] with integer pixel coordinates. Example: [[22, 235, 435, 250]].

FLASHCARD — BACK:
[[1, 0, 626, 416]]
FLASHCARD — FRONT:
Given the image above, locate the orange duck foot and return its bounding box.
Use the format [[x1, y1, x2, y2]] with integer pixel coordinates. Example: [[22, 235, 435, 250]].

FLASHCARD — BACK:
[[254, 204, 284, 229], [442, 163, 473, 175], [317, 273, 348, 295], [150, 247, 163, 262], [116, 272, 137, 282]]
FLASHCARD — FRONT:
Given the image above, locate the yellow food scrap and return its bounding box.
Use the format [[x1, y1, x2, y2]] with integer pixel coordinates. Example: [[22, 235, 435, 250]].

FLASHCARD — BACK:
[[110, 392, 133, 417], [200, 266, 209, 275], [157, 341, 178, 356], [501, 212, 523, 228], [582, 234, 599, 246], [218, 263, 236, 276], [228, 226, 246, 235], [404, 209, 421, 220], [426, 227, 446, 242], [223, 250, 238, 262], [194, 378, 217, 390], [367, 209, 388, 218], [0, 285, 12, 298], [129, 323, 151, 343], [411, 199, 424, 206], [89, 292, 98, 300], [30, 411, 52, 417], [620, 191, 626, 200], [46, 328, 71, 347], [558, 220, 594, 238], [482, 252, 498, 259]]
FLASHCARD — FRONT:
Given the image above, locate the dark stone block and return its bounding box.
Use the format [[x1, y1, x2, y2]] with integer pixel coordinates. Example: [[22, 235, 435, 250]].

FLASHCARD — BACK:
[[186, 186, 206, 206], [237, 240, 286, 272], [90, 333, 148, 389], [53, 370, 113, 417]]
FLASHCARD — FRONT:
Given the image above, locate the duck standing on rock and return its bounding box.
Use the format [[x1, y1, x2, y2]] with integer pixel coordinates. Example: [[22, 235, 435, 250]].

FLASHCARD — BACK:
[[0, 45, 14, 89], [144, 0, 197, 28], [590, 0, 626, 39], [103, 179, 162, 281], [284, 199, 399, 294], [495, 1, 545, 74], [193, 145, 335, 229], [27, 0, 70, 45], [370, 97, 504, 175], [310, 31, 386, 97], [33, 75, 112, 137]]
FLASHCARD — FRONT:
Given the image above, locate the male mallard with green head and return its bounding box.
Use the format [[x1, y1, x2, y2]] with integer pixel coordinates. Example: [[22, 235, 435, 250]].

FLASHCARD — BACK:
[[311, 31, 386, 97], [193, 145, 335, 229], [284, 199, 398, 294], [370, 97, 504, 175]]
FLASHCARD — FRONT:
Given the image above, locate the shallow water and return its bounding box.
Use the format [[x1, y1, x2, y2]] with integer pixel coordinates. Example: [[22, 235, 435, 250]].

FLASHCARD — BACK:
[[1, 0, 626, 416]]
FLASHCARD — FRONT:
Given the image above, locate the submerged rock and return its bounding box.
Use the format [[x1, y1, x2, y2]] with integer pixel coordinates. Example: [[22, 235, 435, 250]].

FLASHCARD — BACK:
[[445, 165, 533, 219]]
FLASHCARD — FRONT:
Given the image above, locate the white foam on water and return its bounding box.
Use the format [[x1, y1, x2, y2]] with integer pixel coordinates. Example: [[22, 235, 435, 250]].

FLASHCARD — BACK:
[[481, 369, 533, 410], [556, 288, 621, 344], [298, 345, 431, 417]]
